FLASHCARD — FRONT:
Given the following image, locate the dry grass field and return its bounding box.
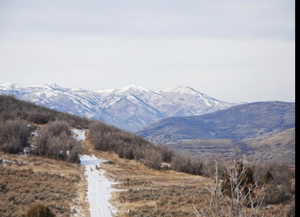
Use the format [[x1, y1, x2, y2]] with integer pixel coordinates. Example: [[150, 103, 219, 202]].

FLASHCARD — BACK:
[[0, 152, 89, 217], [87, 149, 292, 217], [0, 130, 294, 217]]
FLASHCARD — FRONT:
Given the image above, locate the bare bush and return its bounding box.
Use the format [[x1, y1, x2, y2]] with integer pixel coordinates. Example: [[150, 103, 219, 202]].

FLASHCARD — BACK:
[[144, 149, 163, 170], [252, 163, 294, 205], [0, 120, 35, 153], [194, 161, 294, 217], [171, 154, 204, 175], [158, 145, 174, 163], [263, 184, 292, 205], [44, 121, 71, 137], [31, 121, 82, 163], [194, 161, 263, 217], [221, 161, 255, 205]]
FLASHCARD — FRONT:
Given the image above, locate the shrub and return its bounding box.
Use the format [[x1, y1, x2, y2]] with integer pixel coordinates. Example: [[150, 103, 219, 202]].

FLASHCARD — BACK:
[[31, 121, 82, 163], [0, 120, 35, 153], [27, 111, 53, 124], [159, 145, 174, 163], [24, 204, 55, 217], [263, 184, 292, 205], [171, 154, 204, 175], [144, 149, 163, 170], [221, 161, 255, 207], [253, 163, 294, 199]]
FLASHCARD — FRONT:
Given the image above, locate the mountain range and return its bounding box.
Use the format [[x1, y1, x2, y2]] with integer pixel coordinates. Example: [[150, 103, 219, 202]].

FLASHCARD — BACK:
[[138, 101, 295, 143], [0, 82, 235, 132], [138, 101, 295, 163]]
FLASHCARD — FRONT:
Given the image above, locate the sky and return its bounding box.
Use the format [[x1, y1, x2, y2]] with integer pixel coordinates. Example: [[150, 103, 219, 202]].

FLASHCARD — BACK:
[[0, 0, 295, 103]]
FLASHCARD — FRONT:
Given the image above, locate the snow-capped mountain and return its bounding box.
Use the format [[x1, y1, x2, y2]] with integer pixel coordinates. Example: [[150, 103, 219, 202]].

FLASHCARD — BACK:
[[0, 82, 236, 132]]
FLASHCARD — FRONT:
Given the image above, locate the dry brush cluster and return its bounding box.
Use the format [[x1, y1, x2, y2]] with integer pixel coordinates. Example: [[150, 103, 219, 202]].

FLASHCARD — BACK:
[[0, 120, 35, 154], [31, 121, 82, 163], [194, 161, 295, 217], [89, 121, 174, 169]]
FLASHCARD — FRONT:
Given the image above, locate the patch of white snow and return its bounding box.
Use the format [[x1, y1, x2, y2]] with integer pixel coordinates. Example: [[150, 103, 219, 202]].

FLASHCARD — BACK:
[[72, 129, 86, 142]]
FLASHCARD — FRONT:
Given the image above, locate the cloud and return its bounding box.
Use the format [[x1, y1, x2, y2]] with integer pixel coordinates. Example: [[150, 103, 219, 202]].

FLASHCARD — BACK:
[[0, 0, 295, 40], [0, 0, 295, 102]]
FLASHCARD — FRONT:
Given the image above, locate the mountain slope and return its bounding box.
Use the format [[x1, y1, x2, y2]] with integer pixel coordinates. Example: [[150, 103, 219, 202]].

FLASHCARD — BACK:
[[243, 128, 295, 164], [138, 101, 295, 144], [0, 83, 235, 132]]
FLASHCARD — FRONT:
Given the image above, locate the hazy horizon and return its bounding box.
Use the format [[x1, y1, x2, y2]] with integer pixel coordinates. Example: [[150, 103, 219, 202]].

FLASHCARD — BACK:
[[0, 0, 295, 102]]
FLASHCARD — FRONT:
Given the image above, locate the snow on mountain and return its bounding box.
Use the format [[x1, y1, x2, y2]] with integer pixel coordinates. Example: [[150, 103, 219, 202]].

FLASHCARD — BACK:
[[0, 82, 237, 132]]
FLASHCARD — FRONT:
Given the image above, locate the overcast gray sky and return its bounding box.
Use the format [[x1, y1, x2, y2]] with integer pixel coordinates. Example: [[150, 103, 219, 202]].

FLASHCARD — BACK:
[[0, 0, 295, 102]]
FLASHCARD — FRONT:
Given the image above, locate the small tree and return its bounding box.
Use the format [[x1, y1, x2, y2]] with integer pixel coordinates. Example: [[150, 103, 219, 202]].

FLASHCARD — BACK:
[[193, 161, 264, 217]]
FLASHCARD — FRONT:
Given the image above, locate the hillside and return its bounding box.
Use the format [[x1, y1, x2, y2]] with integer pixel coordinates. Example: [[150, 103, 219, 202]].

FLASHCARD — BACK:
[[169, 128, 295, 164], [243, 128, 295, 164], [0, 82, 235, 132], [138, 101, 295, 143], [0, 95, 295, 217], [0, 94, 165, 216], [0, 95, 160, 163]]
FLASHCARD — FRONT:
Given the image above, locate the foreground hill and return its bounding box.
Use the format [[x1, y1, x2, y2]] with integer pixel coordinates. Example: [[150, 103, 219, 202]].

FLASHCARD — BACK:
[[138, 101, 295, 143], [0, 82, 235, 132]]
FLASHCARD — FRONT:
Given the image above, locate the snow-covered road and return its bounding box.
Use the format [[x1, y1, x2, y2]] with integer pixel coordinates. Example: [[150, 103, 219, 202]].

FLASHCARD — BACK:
[[80, 155, 116, 217]]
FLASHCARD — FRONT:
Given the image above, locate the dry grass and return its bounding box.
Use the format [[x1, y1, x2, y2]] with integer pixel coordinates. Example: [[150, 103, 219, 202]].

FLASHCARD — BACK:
[[0, 152, 86, 217], [0, 129, 293, 217], [88, 150, 212, 217], [84, 146, 293, 217]]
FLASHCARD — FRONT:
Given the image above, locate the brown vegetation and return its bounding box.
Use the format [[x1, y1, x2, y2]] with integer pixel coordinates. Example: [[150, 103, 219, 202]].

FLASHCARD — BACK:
[[89, 122, 174, 170], [31, 121, 82, 163], [0, 120, 35, 154], [23, 204, 55, 217], [0, 152, 82, 217], [88, 151, 294, 217]]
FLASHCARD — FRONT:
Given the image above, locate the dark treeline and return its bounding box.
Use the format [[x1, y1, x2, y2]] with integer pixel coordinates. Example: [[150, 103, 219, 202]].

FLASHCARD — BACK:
[[0, 95, 90, 128]]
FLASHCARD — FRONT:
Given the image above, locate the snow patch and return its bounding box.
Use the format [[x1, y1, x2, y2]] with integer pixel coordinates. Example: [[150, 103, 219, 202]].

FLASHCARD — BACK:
[[72, 129, 86, 142]]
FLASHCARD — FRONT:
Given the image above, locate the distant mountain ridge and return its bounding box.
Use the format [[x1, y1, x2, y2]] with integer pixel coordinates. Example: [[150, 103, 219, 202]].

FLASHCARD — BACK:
[[138, 101, 295, 143], [138, 101, 295, 164], [0, 82, 235, 132]]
